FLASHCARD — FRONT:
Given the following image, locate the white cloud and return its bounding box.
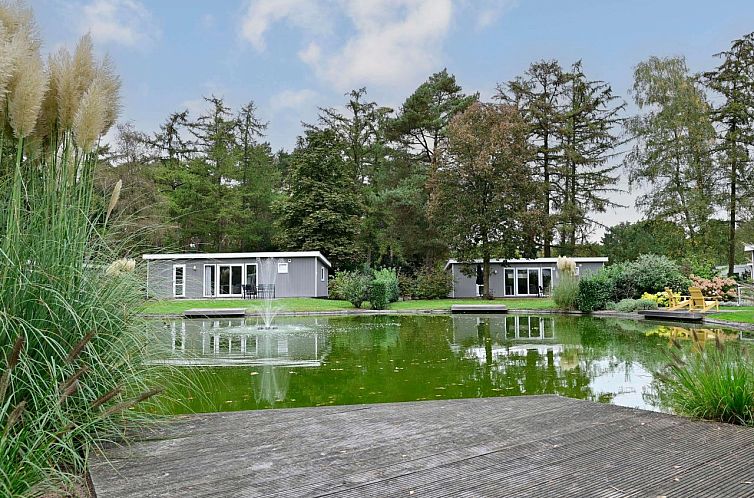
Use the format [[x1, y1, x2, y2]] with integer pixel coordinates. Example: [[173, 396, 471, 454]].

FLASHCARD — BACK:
[[471, 0, 518, 29], [240, 0, 517, 91], [307, 0, 453, 90], [240, 0, 332, 51], [270, 89, 318, 111], [78, 0, 158, 48]]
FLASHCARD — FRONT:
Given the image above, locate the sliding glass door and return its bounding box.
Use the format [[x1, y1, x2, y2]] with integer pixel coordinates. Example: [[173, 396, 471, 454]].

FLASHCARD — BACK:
[[203, 265, 216, 297], [218, 265, 243, 296], [515, 268, 541, 296]]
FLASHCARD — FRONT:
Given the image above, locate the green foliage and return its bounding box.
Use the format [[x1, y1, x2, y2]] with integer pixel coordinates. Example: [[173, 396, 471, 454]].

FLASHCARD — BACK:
[[368, 280, 389, 310], [372, 268, 400, 303], [602, 220, 688, 264], [413, 266, 453, 299], [613, 298, 659, 312], [552, 275, 580, 310], [275, 129, 362, 269], [329, 270, 371, 308], [659, 341, 754, 426], [576, 273, 614, 312]]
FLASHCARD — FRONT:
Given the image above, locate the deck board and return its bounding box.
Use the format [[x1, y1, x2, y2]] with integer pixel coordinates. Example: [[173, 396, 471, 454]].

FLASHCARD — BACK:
[[90, 396, 754, 497], [450, 304, 508, 314], [183, 308, 246, 318]]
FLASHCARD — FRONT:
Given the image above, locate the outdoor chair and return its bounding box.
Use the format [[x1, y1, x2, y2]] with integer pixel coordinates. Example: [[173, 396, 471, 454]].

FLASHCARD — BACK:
[[241, 284, 256, 300], [669, 286, 720, 313], [257, 284, 275, 299]]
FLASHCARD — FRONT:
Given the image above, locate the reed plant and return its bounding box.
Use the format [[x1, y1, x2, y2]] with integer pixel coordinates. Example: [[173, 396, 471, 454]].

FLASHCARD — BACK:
[[0, 2, 160, 495], [657, 335, 754, 426]]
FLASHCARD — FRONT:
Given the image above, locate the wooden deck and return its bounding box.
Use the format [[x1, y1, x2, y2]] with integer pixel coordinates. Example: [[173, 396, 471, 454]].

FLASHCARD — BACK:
[[638, 309, 705, 322], [183, 308, 246, 318], [450, 304, 508, 314], [90, 396, 754, 497]]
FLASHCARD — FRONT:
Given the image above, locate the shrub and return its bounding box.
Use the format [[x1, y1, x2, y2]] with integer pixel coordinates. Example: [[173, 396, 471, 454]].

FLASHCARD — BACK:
[[414, 266, 453, 299], [576, 273, 614, 312], [689, 274, 738, 301], [328, 271, 349, 300], [614, 298, 658, 312], [337, 271, 371, 308], [623, 254, 690, 297], [373, 268, 400, 303], [398, 273, 416, 299], [368, 280, 389, 310], [641, 290, 682, 308], [552, 274, 580, 310], [659, 341, 754, 426]]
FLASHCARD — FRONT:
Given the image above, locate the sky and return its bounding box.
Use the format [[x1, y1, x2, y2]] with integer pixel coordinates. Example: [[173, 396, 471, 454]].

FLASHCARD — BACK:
[[30, 0, 754, 235]]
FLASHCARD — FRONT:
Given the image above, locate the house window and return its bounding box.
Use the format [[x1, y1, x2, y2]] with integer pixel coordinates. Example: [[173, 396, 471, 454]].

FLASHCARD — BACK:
[[541, 268, 553, 295], [504, 268, 515, 296], [173, 265, 185, 297], [203, 264, 215, 297], [278, 262, 289, 274], [321, 267, 326, 281], [574, 266, 580, 276]]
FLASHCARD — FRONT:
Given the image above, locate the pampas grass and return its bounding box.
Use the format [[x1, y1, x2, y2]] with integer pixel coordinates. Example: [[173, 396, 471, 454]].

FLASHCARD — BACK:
[[0, 2, 161, 495]]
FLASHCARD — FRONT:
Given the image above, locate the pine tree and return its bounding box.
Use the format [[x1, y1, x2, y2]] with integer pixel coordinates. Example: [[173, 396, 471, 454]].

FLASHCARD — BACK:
[[704, 33, 754, 275]]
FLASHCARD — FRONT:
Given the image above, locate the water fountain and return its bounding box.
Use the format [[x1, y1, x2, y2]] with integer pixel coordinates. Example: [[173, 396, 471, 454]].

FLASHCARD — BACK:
[[257, 257, 281, 329]]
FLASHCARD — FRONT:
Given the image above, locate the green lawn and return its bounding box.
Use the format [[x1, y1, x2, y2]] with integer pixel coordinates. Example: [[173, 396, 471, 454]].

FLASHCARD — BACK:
[[710, 306, 754, 324], [141, 297, 556, 314]]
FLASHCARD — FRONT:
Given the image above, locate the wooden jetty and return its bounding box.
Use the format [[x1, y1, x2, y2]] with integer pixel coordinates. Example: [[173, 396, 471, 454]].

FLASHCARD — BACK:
[[450, 304, 508, 314], [183, 308, 246, 318], [638, 309, 704, 322], [90, 396, 754, 497]]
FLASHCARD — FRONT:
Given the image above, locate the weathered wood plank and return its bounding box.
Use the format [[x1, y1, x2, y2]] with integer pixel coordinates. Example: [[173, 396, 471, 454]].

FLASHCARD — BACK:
[[90, 396, 754, 497]]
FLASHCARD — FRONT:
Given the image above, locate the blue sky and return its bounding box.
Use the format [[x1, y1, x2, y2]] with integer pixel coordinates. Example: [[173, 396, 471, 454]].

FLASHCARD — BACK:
[[30, 0, 754, 230]]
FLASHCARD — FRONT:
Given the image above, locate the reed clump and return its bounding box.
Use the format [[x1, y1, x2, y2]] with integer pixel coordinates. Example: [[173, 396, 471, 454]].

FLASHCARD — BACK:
[[657, 334, 754, 426], [0, 1, 159, 495]]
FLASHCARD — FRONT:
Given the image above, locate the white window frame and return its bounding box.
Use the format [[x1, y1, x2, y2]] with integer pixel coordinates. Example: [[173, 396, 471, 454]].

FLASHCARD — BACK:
[[321, 267, 326, 281], [515, 267, 541, 296], [203, 264, 216, 297], [216, 264, 244, 297], [278, 262, 289, 274], [173, 264, 186, 298]]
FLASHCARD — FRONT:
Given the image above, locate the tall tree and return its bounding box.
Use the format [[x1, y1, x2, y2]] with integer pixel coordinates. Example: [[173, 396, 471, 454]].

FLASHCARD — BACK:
[[497, 61, 567, 257], [704, 33, 754, 275], [236, 101, 278, 251], [429, 102, 539, 299], [556, 61, 625, 253], [275, 129, 361, 269], [309, 88, 392, 264], [388, 70, 477, 266], [601, 220, 688, 264], [624, 56, 717, 242]]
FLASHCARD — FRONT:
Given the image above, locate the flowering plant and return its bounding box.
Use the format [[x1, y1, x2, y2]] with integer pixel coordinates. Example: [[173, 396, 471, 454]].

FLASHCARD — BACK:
[[689, 274, 737, 300]]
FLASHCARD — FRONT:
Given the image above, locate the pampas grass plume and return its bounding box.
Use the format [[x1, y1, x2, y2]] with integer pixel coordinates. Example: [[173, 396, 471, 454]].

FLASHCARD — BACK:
[[72, 77, 107, 152], [7, 35, 46, 139]]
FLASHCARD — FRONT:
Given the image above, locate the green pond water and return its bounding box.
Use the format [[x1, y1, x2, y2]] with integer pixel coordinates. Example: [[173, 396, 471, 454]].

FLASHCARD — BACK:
[[149, 314, 748, 415]]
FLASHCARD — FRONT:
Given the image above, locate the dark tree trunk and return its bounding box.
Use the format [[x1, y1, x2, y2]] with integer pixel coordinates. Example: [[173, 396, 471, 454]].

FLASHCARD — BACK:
[[483, 254, 492, 300]]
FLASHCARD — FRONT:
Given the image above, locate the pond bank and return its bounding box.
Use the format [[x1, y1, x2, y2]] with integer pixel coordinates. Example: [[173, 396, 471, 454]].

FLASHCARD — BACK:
[[90, 395, 754, 497], [141, 307, 754, 331]]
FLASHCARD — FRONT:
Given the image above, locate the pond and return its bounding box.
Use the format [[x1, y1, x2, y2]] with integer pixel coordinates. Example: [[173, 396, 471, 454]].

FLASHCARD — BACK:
[[149, 314, 749, 415]]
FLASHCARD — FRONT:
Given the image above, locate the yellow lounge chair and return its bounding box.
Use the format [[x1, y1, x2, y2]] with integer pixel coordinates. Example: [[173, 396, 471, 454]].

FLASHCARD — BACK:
[[663, 287, 679, 308], [670, 287, 720, 312]]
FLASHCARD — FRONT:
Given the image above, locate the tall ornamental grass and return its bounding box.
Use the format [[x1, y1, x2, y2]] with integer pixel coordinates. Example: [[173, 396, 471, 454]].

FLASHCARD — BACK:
[[658, 336, 754, 426], [0, 3, 160, 496]]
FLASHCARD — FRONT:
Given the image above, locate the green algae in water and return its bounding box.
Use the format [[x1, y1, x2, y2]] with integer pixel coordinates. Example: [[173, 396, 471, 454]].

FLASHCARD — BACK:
[[147, 314, 746, 415]]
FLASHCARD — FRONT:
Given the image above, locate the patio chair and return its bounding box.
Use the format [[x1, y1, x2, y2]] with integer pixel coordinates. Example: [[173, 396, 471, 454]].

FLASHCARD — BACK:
[[669, 286, 719, 313]]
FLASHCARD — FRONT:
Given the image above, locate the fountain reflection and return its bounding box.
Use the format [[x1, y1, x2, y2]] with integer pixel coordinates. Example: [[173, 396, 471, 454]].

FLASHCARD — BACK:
[[154, 318, 329, 368]]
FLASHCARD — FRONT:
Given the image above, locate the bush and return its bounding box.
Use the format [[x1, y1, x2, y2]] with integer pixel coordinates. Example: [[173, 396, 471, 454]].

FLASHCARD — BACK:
[[552, 274, 580, 310], [641, 290, 681, 308], [622, 254, 690, 297], [414, 266, 453, 300], [373, 268, 400, 303], [576, 273, 614, 312], [689, 274, 738, 301], [614, 298, 658, 312], [328, 271, 349, 300], [368, 280, 389, 310], [398, 273, 416, 299], [659, 341, 754, 426], [341, 271, 371, 308]]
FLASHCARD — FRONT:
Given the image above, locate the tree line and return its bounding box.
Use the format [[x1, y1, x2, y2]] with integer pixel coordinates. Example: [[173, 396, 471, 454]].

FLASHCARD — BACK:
[[97, 31, 754, 284]]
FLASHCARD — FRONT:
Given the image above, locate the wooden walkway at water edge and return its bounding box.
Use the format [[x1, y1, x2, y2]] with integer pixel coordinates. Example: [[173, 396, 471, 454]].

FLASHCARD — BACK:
[[90, 396, 754, 497]]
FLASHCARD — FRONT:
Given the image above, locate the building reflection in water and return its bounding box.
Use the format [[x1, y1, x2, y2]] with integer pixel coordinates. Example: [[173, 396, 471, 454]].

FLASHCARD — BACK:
[[159, 318, 328, 369]]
